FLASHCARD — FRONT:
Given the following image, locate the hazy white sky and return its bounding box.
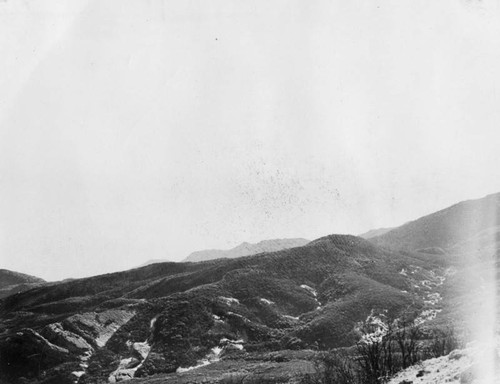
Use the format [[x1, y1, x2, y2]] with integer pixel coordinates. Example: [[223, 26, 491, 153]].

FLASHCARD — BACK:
[[1, 0, 500, 281]]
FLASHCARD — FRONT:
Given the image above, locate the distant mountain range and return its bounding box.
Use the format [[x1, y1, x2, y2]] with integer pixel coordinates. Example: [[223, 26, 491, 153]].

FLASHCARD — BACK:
[[138, 258, 173, 267], [183, 238, 310, 262], [0, 269, 45, 299], [138, 238, 310, 267], [358, 227, 394, 239]]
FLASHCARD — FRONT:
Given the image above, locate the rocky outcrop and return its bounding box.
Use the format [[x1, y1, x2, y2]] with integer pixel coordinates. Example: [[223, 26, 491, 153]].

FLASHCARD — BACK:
[[63, 309, 135, 348], [108, 357, 141, 383], [0, 328, 70, 377], [0, 309, 136, 384], [41, 323, 94, 353]]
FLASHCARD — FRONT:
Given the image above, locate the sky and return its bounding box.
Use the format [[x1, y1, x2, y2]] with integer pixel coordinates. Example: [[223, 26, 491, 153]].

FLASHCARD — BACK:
[[1, 0, 500, 281]]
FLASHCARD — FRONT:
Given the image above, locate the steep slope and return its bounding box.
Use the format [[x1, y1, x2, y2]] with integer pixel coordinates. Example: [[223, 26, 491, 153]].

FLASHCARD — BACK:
[[183, 238, 310, 262], [370, 192, 500, 251], [367, 193, 500, 384], [0, 269, 46, 299], [0, 235, 451, 384], [387, 345, 500, 384]]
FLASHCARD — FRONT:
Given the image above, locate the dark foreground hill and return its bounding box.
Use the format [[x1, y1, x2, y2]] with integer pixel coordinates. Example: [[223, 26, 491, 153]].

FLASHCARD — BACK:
[[0, 235, 452, 384], [183, 238, 310, 262], [0, 269, 46, 299]]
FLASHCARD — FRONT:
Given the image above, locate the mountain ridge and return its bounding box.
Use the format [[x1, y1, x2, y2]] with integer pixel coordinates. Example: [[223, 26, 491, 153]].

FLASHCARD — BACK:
[[369, 192, 500, 251], [0, 269, 45, 288], [358, 227, 394, 239], [183, 238, 310, 262]]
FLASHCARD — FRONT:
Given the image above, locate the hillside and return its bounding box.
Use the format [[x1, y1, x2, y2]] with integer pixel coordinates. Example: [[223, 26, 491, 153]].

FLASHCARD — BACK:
[[0, 235, 453, 384], [370, 192, 500, 251], [2, 193, 499, 383], [387, 343, 500, 384], [0, 269, 46, 299], [183, 238, 310, 262]]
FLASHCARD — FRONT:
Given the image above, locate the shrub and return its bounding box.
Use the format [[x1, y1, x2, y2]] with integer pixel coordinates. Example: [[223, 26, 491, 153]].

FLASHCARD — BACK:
[[301, 316, 430, 384], [300, 350, 358, 384], [423, 326, 464, 359]]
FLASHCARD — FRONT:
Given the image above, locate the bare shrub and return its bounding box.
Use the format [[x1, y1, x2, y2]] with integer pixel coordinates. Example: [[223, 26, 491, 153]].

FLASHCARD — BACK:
[[220, 372, 247, 384], [300, 350, 358, 384], [424, 326, 464, 359], [301, 315, 427, 384]]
